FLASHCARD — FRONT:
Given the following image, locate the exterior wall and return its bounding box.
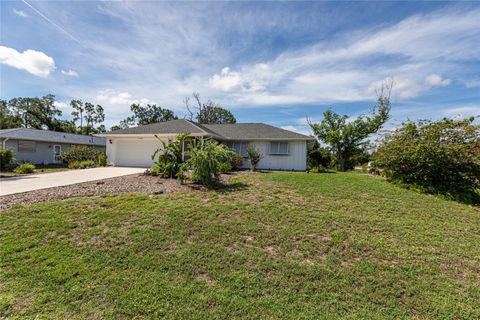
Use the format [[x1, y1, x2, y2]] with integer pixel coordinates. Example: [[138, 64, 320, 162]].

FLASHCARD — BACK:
[[106, 137, 307, 171], [3, 139, 105, 165], [240, 140, 307, 171], [4, 139, 71, 165]]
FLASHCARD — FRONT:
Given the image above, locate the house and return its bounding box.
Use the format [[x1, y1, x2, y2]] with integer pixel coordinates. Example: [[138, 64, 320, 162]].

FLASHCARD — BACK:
[[0, 128, 106, 165], [97, 119, 314, 171]]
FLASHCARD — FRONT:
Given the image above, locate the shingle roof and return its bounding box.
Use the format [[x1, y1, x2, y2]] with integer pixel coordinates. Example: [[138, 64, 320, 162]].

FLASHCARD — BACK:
[[202, 123, 313, 141], [101, 119, 313, 141], [105, 119, 212, 135], [0, 128, 106, 146]]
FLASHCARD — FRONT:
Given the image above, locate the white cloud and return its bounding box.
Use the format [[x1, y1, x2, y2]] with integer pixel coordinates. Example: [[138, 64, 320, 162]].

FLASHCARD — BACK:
[[464, 78, 480, 88], [61, 69, 78, 77], [53, 101, 69, 109], [367, 77, 422, 100], [425, 74, 451, 87], [209, 67, 266, 92], [13, 9, 28, 17], [280, 125, 312, 136], [95, 89, 154, 107], [442, 105, 480, 120], [0, 46, 55, 77]]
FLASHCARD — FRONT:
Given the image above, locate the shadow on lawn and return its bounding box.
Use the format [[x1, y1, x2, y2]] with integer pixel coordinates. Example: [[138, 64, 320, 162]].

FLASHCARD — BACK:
[[212, 182, 249, 194]]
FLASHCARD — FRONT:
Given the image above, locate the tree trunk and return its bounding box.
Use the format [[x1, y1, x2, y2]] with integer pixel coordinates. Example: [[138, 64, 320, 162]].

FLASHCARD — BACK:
[[338, 153, 347, 172]]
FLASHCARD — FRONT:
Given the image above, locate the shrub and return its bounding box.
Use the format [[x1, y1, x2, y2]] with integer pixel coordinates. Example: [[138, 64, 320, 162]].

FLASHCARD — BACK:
[[373, 118, 480, 203], [307, 145, 333, 170], [68, 161, 81, 169], [246, 144, 263, 171], [13, 163, 35, 174], [231, 153, 244, 170], [0, 148, 14, 170], [61, 146, 99, 164], [150, 133, 188, 178], [78, 160, 96, 169], [97, 153, 107, 167], [182, 138, 234, 186]]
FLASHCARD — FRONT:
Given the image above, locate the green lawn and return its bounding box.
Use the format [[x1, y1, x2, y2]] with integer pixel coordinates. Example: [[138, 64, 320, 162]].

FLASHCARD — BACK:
[[1, 172, 479, 319]]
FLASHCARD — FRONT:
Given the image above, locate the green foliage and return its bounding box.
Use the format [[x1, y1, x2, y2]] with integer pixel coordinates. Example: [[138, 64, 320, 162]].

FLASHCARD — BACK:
[[246, 144, 263, 171], [190, 93, 236, 124], [373, 118, 480, 203], [97, 153, 107, 167], [182, 138, 234, 186], [60, 146, 99, 164], [13, 162, 35, 174], [0, 100, 22, 129], [67, 161, 81, 169], [231, 153, 244, 170], [307, 140, 333, 170], [310, 89, 391, 171], [0, 148, 14, 170], [78, 160, 96, 169], [112, 104, 177, 130], [150, 133, 189, 178]]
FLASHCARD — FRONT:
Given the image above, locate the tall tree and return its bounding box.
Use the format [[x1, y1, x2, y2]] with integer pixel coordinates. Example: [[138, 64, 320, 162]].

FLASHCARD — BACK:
[[309, 83, 392, 171], [129, 103, 177, 125], [186, 93, 236, 124], [6, 95, 62, 130], [70, 99, 85, 131], [83, 103, 105, 134], [0, 99, 22, 129]]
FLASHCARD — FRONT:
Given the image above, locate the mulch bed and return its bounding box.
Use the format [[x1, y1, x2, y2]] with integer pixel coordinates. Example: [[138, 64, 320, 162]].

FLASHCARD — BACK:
[[0, 174, 194, 211]]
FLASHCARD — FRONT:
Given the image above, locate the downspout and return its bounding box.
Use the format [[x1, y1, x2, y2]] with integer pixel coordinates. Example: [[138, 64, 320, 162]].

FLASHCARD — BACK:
[[1, 138, 9, 149]]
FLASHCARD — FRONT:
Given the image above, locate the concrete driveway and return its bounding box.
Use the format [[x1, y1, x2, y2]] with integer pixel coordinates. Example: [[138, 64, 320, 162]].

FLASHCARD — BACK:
[[0, 167, 146, 196]]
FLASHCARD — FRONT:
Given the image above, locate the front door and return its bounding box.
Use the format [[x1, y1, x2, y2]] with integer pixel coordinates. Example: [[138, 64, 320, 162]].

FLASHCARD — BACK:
[[53, 145, 62, 163]]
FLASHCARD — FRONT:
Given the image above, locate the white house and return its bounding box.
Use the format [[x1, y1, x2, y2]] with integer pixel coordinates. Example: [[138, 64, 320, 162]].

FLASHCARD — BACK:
[[97, 119, 313, 171]]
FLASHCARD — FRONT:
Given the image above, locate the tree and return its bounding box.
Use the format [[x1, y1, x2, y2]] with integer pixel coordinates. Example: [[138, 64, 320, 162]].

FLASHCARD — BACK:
[[130, 103, 177, 125], [83, 103, 105, 134], [246, 144, 263, 171], [70, 99, 85, 131], [0, 99, 22, 129], [309, 83, 391, 171], [373, 117, 480, 203], [6, 95, 63, 130], [185, 93, 236, 124]]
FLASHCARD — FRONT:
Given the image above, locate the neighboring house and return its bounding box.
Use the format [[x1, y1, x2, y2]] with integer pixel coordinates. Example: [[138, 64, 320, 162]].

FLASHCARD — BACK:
[[97, 119, 314, 171], [0, 128, 106, 165]]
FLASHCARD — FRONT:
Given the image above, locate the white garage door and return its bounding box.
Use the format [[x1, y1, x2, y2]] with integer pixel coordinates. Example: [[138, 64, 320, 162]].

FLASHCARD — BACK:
[[115, 139, 159, 167]]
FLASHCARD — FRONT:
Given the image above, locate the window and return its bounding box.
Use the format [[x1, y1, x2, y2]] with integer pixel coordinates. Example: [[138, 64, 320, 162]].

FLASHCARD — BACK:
[[225, 141, 248, 157], [270, 141, 289, 155], [18, 140, 36, 153]]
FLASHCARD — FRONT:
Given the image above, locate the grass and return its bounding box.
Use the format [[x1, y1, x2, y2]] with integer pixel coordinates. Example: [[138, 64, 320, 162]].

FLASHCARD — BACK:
[[0, 166, 70, 177], [1, 172, 479, 319]]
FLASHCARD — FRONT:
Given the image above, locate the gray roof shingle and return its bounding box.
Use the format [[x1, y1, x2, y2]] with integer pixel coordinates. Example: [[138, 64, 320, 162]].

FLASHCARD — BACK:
[[0, 128, 106, 146], [202, 123, 313, 141], [101, 119, 313, 141], [105, 119, 211, 135]]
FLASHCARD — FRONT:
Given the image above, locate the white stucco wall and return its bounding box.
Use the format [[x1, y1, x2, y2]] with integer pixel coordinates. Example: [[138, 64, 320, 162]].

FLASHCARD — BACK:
[[240, 140, 307, 171]]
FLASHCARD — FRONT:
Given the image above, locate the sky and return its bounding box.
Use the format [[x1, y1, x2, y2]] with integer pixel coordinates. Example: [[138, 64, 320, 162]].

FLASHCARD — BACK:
[[0, 0, 479, 134]]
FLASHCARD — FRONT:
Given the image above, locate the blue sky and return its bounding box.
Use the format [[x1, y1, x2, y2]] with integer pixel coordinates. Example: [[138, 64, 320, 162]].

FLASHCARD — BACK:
[[1, 1, 479, 133]]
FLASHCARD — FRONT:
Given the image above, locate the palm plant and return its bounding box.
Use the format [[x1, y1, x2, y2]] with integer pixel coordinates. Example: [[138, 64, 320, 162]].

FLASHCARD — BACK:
[[151, 133, 189, 178]]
